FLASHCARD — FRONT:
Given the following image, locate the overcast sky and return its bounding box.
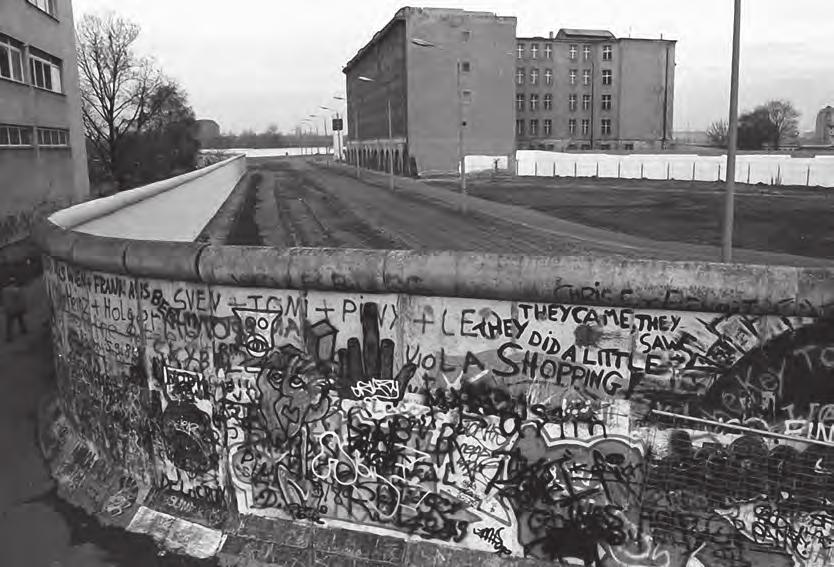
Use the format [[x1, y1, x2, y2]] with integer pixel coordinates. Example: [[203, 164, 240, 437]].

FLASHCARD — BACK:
[[71, 0, 834, 134]]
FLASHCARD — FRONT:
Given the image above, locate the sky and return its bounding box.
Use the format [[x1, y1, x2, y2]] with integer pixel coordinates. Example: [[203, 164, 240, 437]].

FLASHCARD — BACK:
[[71, 0, 834, 134]]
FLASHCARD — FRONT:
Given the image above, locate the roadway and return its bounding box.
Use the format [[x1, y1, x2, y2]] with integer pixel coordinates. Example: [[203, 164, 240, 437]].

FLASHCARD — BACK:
[[233, 157, 833, 268]]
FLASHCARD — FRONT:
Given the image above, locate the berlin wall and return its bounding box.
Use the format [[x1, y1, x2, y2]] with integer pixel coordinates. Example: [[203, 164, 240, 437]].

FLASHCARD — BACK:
[[34, 202, 834, 567]]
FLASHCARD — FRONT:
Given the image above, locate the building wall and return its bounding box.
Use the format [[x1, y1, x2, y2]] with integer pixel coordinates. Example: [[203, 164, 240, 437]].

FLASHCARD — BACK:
[[405, 8, 516, 174], [195, 119, 221, 144], [0, 0, 89, 249], [617, 39, 675, 147], [815, 106, 834, 145], [515, 35, 675, 151]]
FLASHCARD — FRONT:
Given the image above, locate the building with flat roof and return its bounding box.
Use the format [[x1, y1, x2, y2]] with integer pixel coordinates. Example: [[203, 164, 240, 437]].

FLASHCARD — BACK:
[[343, 6, 517, 176], [815, 106, 834, 146], [0, 0, 89, 258], [515, 29, 676, 151]]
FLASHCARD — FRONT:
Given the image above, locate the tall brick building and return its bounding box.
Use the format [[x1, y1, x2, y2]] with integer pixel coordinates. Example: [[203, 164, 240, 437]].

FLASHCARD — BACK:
[[343, 7, 517, 176], [515, 29, 676, 151]]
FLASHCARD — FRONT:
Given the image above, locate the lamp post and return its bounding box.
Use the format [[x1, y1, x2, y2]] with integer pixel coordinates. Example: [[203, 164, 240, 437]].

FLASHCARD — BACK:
[[722, 0, 742, 263], [411, 37, 466, 213], [358, 75, 395, 192], [333, 95, 347, 162]]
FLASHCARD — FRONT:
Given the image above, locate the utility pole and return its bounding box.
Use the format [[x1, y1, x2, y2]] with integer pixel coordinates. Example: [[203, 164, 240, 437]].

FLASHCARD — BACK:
[[722, 0, 742, 263], [387, 94, 394, 191], [457, 59, 467, 213]]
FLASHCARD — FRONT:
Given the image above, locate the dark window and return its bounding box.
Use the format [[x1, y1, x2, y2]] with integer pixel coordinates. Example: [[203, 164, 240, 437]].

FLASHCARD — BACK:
[[461, 61, 471, 72]]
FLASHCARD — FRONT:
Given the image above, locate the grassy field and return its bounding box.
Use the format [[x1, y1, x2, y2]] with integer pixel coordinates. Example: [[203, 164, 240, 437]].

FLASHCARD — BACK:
[[430, 176, 834, 259]]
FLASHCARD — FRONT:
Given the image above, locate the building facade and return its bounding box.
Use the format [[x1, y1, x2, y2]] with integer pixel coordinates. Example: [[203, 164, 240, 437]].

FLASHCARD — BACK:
[[194, 119, 221, 146], [0, 0, 89, 256], [515, 29, 675, 151], [815, 106, 834, 146], [343, 7, 517, 176]]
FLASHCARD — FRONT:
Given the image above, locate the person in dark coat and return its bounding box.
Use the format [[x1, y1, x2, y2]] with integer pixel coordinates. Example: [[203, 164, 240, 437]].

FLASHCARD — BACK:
[[3, 276, 27, 342]]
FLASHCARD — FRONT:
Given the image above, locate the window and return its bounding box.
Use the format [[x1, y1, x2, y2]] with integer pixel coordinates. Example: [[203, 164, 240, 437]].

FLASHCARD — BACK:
[[569, 45, 577, 60], [516, 68, 525, 85], [461, 90, 472, 104], [544, 68, 553, 86], [583, 45, 591, 60], [29, 52, 62, 93], [568, 94, 577, 111], [529, 94, 539, 111], [545, 44, 552, 59], [581, 119, 590, 135], [569, 69, 577, 85], [37, 127, 69, 147], [544, 119, 552, 136], [462, 30, 471, 42], [531, 44, 539, 59], [582, 94, 591, 111], [0, 124, 33, 147], [624, 143, 635, 150], [583, 69, 591, 86], [517, 43, 525, 59], [516, 119, 524, 136], [530, 120, 539, 136], [530, 68, 539, 85], [543, 94, 552, 111], [461, 61, 470, 72], [603, 45, 613, 61], [601, 119, 612, 136], [27, 0, 57, 17], [602, 69, 613, 86], [568, 119, 576, 135], [0, 36, 24, 82], [602, 94, 612, 111], [516, 94, 525, 112]]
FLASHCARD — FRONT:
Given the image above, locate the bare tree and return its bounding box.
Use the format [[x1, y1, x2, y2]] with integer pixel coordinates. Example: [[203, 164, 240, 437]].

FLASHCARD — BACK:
[[764, 99, 800, 149], [76, 12, 165, 185], [706, 119, 729, 148]]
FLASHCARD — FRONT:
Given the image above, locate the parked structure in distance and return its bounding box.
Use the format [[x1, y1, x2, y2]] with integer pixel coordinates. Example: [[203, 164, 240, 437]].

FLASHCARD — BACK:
[[343, 6, 517, 176], [515, 29, 676, 152], [0, 0, 89, 260], [194, 119, 221, 147]]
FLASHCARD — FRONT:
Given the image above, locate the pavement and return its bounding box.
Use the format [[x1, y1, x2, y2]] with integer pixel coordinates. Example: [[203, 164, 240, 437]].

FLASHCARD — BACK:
[[281, 159, 834, 268]]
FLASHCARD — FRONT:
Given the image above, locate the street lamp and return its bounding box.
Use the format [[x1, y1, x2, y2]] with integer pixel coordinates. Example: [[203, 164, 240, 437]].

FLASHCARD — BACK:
[[358, 75, 395, 192], [722, 0, 742, 263], [332, 96, 346, 162], [410, 37, 466, 213]]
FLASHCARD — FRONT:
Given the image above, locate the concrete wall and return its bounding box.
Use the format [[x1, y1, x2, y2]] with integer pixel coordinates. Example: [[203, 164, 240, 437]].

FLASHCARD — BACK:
[[815, 107, 834, 145], [406, 8, 516, 175], [0, 0, 90, 248], [35, 186, 834, 566]]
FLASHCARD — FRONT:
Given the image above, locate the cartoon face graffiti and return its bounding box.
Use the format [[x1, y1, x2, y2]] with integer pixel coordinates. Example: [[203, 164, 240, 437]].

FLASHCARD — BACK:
[[256, 344, 334, 446], [233, 308, 283, 359]]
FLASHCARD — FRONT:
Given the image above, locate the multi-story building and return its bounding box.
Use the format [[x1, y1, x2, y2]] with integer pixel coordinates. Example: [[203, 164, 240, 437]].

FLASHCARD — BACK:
[[343, 7, 517, 176], [815, 106, 834, 146], [0, 0, 89, 259], [515, 29, 675, 151]]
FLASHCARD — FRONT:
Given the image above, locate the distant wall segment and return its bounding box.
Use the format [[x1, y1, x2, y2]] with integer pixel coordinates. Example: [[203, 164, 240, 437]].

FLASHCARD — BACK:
[[33, 161, 834, 566]]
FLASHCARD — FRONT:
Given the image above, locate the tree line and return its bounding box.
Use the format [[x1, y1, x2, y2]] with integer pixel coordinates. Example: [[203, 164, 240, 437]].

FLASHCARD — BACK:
[[204, 126, 332, 150], [706, 100, 801, 150]]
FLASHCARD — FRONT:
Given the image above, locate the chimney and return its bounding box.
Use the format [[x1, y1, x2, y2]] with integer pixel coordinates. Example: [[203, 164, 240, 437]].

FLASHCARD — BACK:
[[549, 31, 554, 39]]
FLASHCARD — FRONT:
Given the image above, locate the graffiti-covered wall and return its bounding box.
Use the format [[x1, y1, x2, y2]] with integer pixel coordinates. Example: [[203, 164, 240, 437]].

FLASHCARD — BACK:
[[43, 253, 834, 567]]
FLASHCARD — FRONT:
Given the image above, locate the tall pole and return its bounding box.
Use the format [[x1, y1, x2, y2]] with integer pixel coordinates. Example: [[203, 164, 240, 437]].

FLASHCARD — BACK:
[[722, 0, 742, 263], [355, 105, 361, 179], [387, 95, 394, 191], [457, 59, 467, 214], [590, 57, 595, 149]]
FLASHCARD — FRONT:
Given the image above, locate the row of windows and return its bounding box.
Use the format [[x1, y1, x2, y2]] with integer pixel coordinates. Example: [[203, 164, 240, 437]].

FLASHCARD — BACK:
[[0, 124, 69, 147], [516, 67, 613, 86], [516, 94, 613, 112], [516, 118, 613, 136], [0, 35, 63, 93], [27, 0, 58, 18], [517, 43, 613, 62]]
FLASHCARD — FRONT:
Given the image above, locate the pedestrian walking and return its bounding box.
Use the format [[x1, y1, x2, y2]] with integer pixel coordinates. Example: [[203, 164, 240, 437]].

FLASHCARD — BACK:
[[3, 276, 27, 342]]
